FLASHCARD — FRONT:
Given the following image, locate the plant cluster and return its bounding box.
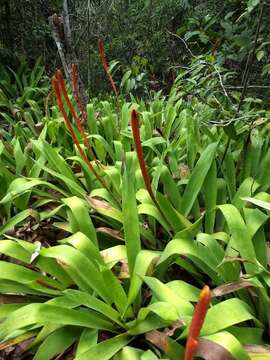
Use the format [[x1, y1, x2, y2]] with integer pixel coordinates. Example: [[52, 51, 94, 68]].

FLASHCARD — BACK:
[[0, 57, 270, 359]]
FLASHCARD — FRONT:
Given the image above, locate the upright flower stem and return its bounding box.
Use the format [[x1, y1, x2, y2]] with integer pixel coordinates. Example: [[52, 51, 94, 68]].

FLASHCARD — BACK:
[[131, 109, 173, 232], [184, 285, 211, 360], [52, 75, 119, 205], [56, 70, 96, 161], [98, 39, 118, 97]]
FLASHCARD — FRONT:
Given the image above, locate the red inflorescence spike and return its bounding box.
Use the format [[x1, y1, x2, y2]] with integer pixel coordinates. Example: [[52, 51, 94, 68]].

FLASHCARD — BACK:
[[56, 69, 96, 160], [98, 39, 118, 97], [184, 285, 211, 360], [52, 75, 108, 190], [131, 109, 155, 202]]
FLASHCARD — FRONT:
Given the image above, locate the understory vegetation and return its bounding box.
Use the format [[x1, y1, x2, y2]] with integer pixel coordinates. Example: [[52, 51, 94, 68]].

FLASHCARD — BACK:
[[1, 0, 270, 359]]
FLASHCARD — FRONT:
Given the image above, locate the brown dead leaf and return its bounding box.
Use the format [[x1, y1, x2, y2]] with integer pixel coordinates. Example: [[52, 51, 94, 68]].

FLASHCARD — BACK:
[[87, 197, 113, 210], [0, 332, 34, 351], [57, 258, 68, 267], [36, 278, 59, 290], [0, 295, 30, 304], [145, 330, 170, 353], [145, 320, 184, 353], [118, 259, 129, 280], [244, 344, 270, 353], [96, 227, 124, 241], [211, 280, 254, 298], [194, 338, 234, 360], [217, 256, 250, 266], [179, 163, 190, 179]]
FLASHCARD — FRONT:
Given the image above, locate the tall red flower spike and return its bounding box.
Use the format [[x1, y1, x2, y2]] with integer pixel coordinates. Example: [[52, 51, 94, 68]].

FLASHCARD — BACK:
[[98, 39, 118, 97], [131, 110, 172, 231], [71, 63, 87, 122], [52, 76, 109, 192], [131, 109, 155, 201], [56, 69, 96, 161], [184, 285, 211, 360]]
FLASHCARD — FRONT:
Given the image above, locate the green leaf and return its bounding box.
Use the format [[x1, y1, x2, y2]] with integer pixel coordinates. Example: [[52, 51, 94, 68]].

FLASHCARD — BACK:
[[33, 326, 80, 360], [63, 289, 123, 327], [203, 161, 217, 233], [40, 246, 111, 301], [122, 157, 141, 275], [200, 331, 250, 360], [143, 276, 194, 316], [75, 334, 131, 360], [125, 251, 160, 314], [76, 329, 98, 357], [201, 298, 256, 336], [243, 197, 270, 211], [62, 197, 98, 246], [0, 304, 114, 341], [0, 209, 39, 235], [218, 204, 258, 274], [181, 143, 218, 216]]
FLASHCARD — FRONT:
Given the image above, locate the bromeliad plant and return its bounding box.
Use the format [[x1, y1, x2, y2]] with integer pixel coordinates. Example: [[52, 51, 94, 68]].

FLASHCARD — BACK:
[[0, 205, 262, 360], [1, 63, 270, 359], [0, 57, 49, 130]]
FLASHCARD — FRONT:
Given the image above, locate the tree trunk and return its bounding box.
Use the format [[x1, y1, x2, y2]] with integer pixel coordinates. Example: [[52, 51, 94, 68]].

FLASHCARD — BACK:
[[49, 0, 88, 106]]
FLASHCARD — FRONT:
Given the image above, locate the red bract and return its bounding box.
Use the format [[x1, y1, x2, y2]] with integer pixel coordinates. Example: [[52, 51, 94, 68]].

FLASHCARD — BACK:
[[98, 39, 118, 97], [98, 39, 108, 71], [131, 109, 155, 201], [131, 110, 172, 231], [55, 70, 96, 160], [52, 74, 109, 192], [184, 285, 211, 360]]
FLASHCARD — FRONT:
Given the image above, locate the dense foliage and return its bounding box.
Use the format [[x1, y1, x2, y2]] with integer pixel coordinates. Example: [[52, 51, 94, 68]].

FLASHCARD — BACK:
[[1, 0, 270, 359], [0, 53, 270, 358]]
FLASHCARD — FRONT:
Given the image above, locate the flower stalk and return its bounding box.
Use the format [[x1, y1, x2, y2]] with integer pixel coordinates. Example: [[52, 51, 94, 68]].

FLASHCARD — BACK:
[[52, 74, 116, 200], [131, 109, 173, 232], [184, 285, 211, 360], [98, 39, 118, 97]]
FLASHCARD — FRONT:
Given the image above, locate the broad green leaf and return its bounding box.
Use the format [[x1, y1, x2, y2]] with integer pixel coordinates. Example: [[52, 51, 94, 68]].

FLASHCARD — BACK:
[[75, 334, 131, 360], [201, 298, 256, 336], [0, 178, 68, 205], [143, 276, 193, 316], [158, 238, 220, 282], [76, 329, 98, 356], [62, 197, 98, 246], [40, 246, 111, 301], [58, 232, 103, 264], [63, 289, 123, 327], [243, 196, 270, 211], [33, 326, 80, 360], [218, 204, 258, 274], [125, 251, 160, 314], [0, 304, 114, 341], [122, 158, 141, 275], [201, 331, 250, 360], [203, 161, 217, 233], [0, 209, 39, 235], [181, 143, 218, 216]]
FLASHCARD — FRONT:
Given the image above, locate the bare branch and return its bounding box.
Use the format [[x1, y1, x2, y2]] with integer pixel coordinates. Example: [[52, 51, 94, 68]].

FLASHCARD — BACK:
[[167, 30, 196, 58]]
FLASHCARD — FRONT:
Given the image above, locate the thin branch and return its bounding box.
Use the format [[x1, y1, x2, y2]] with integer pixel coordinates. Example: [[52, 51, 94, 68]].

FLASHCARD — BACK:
[[226, 85, 270, 89], [213, 64, 234, 106], [167, 30, 196, 58]]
